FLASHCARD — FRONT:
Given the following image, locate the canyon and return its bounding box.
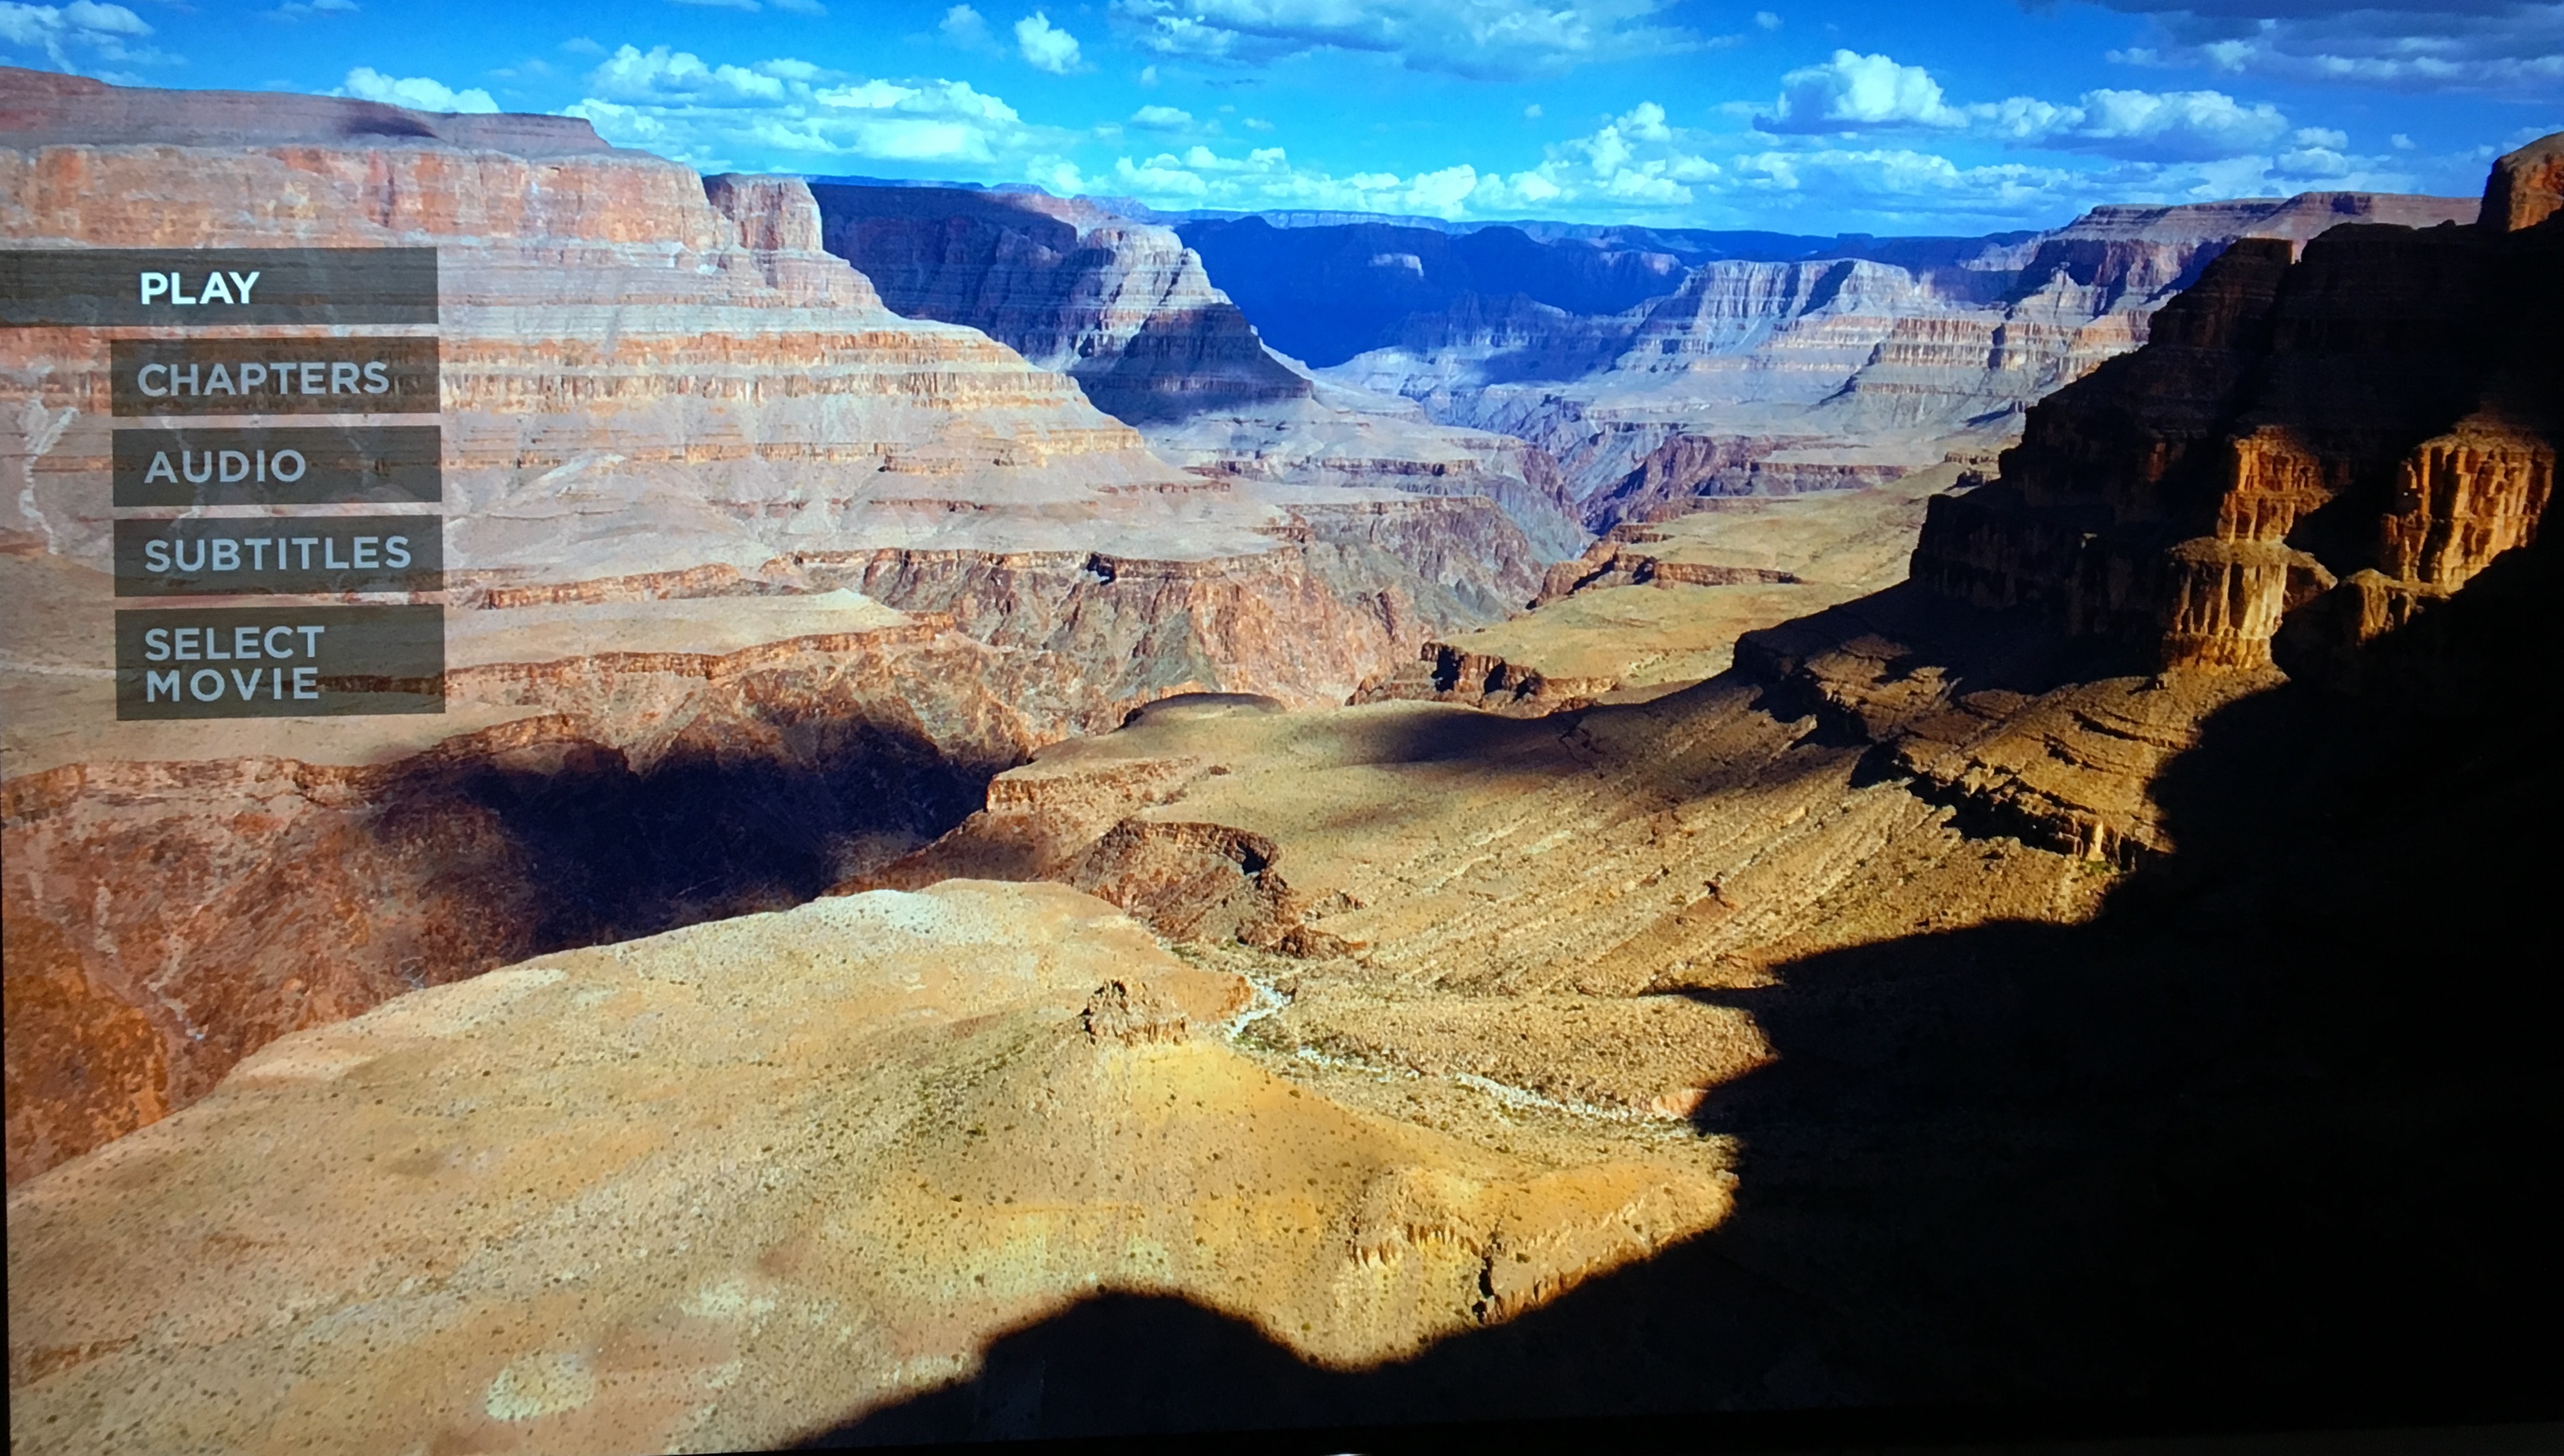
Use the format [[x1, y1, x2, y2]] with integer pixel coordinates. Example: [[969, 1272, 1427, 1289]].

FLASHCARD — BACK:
[[3, 57, 2559, 1453], [811, 181, 1585, 560], [1207, 191, 2477, 531], [0, 67, 1536, 1183]]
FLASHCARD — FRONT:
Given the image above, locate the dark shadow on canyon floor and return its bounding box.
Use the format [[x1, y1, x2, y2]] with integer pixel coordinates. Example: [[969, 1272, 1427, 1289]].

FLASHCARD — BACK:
[[798, 533, 2564, 1448], [371, 716, 1008, 955]]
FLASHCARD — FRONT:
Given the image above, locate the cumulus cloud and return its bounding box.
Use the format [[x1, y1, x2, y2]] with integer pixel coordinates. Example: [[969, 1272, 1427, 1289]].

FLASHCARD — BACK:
[[1015, 10, 1081, 72], [2086, 0, 2564, 95], [270, 0, 356, 18], [1756, 51, 2294, 163], [338, 66, 500, 112], [562, 43, 1084, 177], [1762, 50, 1962, 131], [1979, 87, 2290, 161], [1129, 103, 1194, 130], [1107, 0, 1701, 80], [0, 0, 160, 68]]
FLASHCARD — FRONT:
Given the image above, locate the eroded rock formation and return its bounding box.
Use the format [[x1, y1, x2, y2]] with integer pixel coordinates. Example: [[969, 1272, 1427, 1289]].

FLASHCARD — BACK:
[[1909, 157, 2558, 678], [1310, 191, 2479, 529], [813, 182, 1585, 559], [0, 68, 1542, 1180], [5, 881, 1736, 1454]]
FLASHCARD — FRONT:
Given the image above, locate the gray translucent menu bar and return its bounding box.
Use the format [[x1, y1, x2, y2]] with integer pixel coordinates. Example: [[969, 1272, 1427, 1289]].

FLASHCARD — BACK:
[[114, 426, 443, 507], [111, 337, 441, 417], [114, 516, 443, 597], [115, 605, 445, 719], [1, 248, 439, 326]]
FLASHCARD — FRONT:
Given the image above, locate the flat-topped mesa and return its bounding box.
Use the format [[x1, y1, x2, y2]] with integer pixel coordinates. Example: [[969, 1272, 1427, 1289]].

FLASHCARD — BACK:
[[809, 181, 1586, 559], [0, 66, 618, 154], [1909, 133, 2561, 675]]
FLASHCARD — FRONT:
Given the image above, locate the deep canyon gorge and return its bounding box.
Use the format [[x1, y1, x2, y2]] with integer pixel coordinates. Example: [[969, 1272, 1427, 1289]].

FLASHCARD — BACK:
[[5, 63, 2561, 1455]]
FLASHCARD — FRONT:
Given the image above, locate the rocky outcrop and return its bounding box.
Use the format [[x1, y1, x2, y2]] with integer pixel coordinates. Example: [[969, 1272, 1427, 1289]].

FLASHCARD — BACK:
[[1909, 137, 2560, 677], [815, 183, 1310, 423], [2485, 131, 2564, 232]]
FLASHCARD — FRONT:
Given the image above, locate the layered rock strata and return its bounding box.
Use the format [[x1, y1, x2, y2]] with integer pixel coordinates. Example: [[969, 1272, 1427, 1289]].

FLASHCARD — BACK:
[[0, 69, 1530, 1180], [1909, 142, 2560, 679], [1316, 191, 2479, 529], [1357, 463, 1965, 714], [813, 182, 1584, 559]]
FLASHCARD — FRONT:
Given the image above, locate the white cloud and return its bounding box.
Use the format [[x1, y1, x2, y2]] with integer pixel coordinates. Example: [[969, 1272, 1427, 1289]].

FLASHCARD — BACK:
[[1523, 103, 1542, 118], [1108, 0, 1701, 81], [1015, 10, 1081, 72], [337, 66, 500, 112], [2013, 87, 2290, 161], [1762, 50, 1963, 132], [1129, 103, 1193, 130], [939, 4, 994, 49], [0, 0, 159, 68], [1755, 10, 1780, 29], [1756, 51, 2293, 163], [269, 0, 355, 19], [562, 43, 1082, 177], [2085, 0, 2564, 96]]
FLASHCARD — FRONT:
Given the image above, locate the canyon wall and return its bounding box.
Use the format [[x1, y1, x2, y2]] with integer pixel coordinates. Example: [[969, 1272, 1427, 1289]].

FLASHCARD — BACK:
[[1909, 145, 2559, 679], [818, 183, 1584, 559], [0, 68, 1532, 1181], [1296, 191, 2478, 529]]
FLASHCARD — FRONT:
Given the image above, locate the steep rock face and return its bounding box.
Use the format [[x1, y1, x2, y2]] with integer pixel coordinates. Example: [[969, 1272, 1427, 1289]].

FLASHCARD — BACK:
[[813, 182, 1584, 559], [814, 183, 1309, 424], [1909, 144, 2560, 677], [1313, 191, 2478, 529], [1, 564, 1133, 1184], [2485, 131, 2564, 231], [0, 69, 1519, 1181]]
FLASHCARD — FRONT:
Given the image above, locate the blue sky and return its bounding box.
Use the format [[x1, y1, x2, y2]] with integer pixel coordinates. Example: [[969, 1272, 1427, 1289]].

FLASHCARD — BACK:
[[7, 0, 2559, 233]]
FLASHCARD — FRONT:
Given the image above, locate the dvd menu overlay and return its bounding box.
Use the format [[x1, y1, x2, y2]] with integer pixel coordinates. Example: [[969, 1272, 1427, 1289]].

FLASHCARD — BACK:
[[5, 247, 448, 720]]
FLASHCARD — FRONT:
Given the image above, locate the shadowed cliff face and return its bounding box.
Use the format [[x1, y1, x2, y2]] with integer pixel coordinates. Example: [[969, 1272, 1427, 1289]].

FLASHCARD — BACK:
[[1911, 155, 2559, 679], [0, 616, 1050, 1185], [813, 183, 1311, 425]]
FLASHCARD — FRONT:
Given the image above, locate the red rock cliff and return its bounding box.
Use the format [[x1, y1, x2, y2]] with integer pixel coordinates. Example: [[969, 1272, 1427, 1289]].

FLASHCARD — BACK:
[[1909, 133, 2561, 674]]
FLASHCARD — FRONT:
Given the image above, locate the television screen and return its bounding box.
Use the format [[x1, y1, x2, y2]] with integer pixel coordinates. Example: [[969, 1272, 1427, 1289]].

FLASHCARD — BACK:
[[3, 3, 2559, 1451]]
